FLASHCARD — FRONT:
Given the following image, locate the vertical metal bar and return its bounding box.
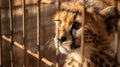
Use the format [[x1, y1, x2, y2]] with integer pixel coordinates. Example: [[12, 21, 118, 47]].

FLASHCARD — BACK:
[[0, 7, 2, 67], [80, 0, 86, 67], [56, 0, 61, 67], [22, 0, 25, 45], [22, 0, 29, 67], [114, 0, 119, 65], [114, 0, 118, 9], [9, 0, 14, 67], [37, 0, 41, 67]]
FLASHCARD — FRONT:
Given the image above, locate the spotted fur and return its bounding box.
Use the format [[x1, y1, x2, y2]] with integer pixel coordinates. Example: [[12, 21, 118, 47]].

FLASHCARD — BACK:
[[53, 0, 119, 67]]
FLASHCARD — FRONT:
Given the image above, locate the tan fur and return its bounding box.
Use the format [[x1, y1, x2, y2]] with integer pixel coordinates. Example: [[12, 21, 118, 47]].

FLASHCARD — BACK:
[[53, 0, 119, 67]]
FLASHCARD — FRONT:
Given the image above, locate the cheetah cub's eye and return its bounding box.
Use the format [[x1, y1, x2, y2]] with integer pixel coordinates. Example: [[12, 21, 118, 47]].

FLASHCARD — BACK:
[[73, 22, 81, 29]]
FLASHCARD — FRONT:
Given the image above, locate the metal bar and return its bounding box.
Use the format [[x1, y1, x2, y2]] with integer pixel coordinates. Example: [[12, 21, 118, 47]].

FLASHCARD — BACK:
[[0, 7, 2, 67], [37, 0, 41, 67], [80, 0, 86, 67], [56, 0, 61, 67], [114, 0, 118, 9], [22, 0, 29, 67], [2, 35, 39, 59], [57, 0, 61, 11], [114, 0, 119, 65], [9, 0, 14, 67]]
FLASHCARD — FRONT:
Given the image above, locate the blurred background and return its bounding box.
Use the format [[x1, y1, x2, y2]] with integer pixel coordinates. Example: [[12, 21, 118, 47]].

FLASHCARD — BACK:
[[0, 0, 57, 67], [0, 0, 120, 67]]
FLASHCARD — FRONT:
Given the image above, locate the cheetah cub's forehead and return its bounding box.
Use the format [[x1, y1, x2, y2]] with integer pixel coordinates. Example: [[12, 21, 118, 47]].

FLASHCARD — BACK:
[[53, 11, 83, 26], [54, 2, 119, 34]]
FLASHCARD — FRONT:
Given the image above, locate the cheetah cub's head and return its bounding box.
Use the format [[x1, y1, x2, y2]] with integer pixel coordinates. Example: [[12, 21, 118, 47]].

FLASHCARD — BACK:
[[53, 1, 119, 60]]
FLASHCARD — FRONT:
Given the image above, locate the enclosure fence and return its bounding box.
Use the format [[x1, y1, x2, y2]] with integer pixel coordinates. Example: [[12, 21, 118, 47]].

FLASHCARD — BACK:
[[0, 0, 56, 67], [0, 0, 120, 67]]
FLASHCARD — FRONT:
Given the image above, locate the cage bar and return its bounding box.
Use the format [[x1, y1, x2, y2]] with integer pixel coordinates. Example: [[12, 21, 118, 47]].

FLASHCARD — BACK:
[[9, 0, 14, 67], [22, 0, 29, 67], [80, 0, 86, 67], [114, 0, 118, 9], [56, 0, 61, 67], [0, 0, 119, 67], [37, 0, 41, 67], [114, 0, 119, 65], [0, 7, 2, 67]]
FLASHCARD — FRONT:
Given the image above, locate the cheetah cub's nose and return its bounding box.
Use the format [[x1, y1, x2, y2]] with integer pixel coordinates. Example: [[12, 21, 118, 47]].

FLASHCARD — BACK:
[[57, 36, 67, 42]]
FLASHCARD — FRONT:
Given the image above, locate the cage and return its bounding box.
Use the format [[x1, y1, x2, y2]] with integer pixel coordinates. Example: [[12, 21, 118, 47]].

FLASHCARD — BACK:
[[0, 0, 120, 67]]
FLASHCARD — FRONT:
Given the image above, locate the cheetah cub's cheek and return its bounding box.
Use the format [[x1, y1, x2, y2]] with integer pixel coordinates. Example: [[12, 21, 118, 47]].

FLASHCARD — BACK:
[[73, 27, 84, 38]]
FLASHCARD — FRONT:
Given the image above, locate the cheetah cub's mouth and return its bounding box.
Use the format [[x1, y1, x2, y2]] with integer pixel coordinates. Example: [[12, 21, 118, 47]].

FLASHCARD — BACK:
[[60, 42, 80, 54], [58, 40, 72, 54], [54, 37, 80, 54]]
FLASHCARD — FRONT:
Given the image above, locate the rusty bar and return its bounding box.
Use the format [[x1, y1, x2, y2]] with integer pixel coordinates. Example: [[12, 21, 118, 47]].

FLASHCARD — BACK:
[[9, 0, 14, 67], [80, 0, 86, 67], [114, 0, 119, 64], [37, 0, 41, 67], [0, 7, 2, 67], [22, 0, 29, 67], [114, 0, 118, 9], [56, 0, 61, 67], [57, 0, 61, 11]]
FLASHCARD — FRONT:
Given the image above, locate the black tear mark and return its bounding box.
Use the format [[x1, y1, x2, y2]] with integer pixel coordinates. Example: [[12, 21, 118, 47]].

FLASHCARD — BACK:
[[70, 23, 80, 49]]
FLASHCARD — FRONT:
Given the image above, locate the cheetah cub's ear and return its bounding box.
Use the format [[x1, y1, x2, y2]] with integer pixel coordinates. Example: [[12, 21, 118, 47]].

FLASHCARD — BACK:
[[99, 6, 118, 17], [99, 6, 119, 34]]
